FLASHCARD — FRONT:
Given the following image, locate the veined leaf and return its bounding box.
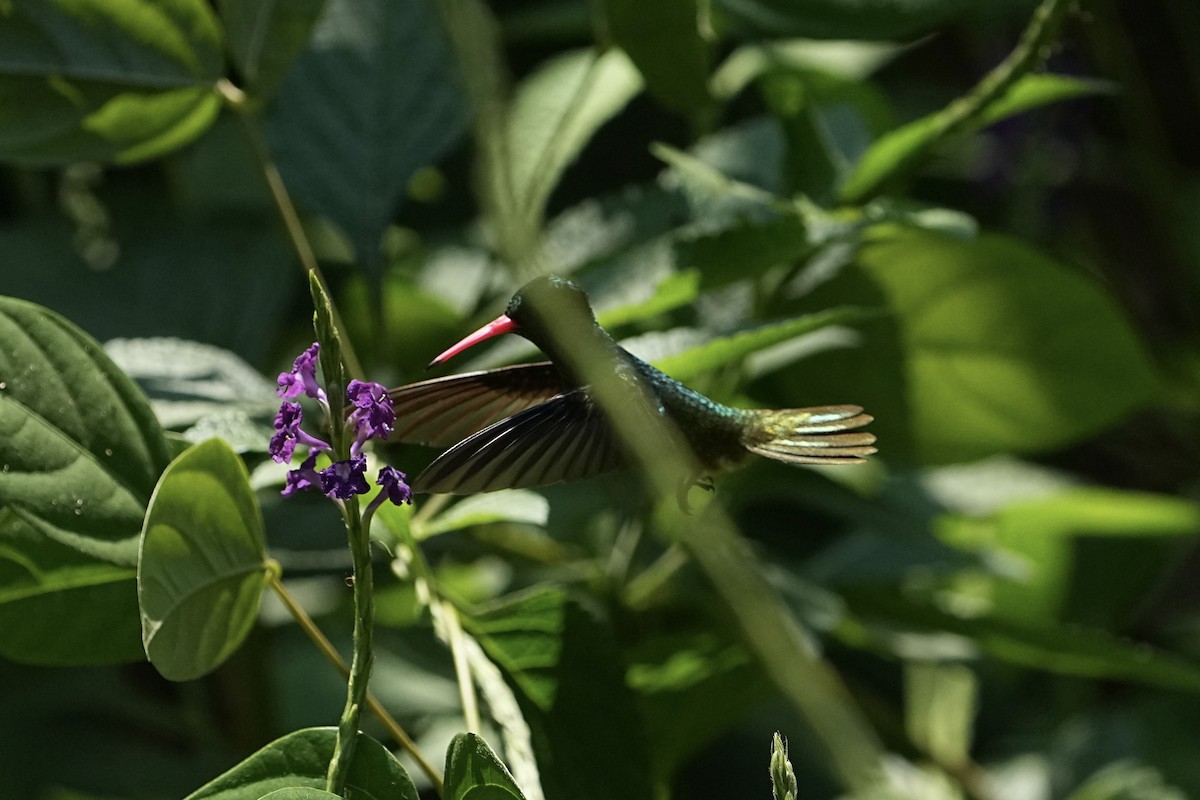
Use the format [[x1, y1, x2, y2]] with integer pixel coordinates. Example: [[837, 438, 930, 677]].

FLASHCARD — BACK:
[[186, 728, 418, 800], [138, 438, 269, 681], [421, 490, 550, 538], [217, 0, 325, 99], [444, 733, 526, 800], [0, 0, 223, 165], [0, 297, 170, 565]]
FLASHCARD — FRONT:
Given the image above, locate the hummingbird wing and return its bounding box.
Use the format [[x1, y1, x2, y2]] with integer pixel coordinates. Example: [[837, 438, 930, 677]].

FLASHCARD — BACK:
[[388, 362, 568, 447], [411, 388, 627, 494]]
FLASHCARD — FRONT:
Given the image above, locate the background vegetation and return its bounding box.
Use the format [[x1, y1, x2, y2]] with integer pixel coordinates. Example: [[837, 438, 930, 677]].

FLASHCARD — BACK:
[[3, 0, 1200, 799]]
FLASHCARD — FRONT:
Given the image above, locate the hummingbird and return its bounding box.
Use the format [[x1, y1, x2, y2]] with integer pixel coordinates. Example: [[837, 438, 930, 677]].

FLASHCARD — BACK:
[[389, 275, 875, 500]]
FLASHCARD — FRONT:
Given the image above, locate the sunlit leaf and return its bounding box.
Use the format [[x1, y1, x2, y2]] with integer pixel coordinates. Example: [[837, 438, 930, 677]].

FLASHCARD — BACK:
[[0, 297, 170, 565], [857, 228, 1162, 463], [138, 438, 270, 681], [654, 306, 873, 382], [0, 0, 223, 165], [421, 490, 550, 538], [186, 728, 419, 800], [444, 733, 526, 800]]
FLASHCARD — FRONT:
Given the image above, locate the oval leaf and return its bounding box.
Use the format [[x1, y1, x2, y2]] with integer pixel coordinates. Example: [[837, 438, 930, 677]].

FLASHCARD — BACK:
[[858, 228, 1161, 463], [0, 297, 171, 565], [138, 438, 269, 681], [217, 0, 325, 99], [186, 727, 419, 800], [0, 0, 224, 165], [422, 490, 550, 538]]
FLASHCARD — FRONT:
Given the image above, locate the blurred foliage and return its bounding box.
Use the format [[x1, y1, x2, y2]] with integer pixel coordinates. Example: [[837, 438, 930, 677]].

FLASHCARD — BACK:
[[4, 0, 1200, 799]]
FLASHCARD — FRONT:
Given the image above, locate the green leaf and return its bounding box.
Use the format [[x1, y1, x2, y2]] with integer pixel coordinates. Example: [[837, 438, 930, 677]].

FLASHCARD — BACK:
[[0, 509, 143, 665], [501, 48, 643, 227], [421, 490, 550, 538], [138, 438, 269, 681], [466, 587, 654, 800], [258, 790, 341, 800], [904, 661, 976, 767], [653, 306, 873, 382], [444, 733, 526, 800], [0, 0, 224, 165], [186, 727, 419, 800], [0, 297, 171, 565], [857, 228, 1161, 463], [217, 0, 325, 99], [600, 0, 710, 115], [840, 74, 1113, 203], [265, 0, 469, 272], [673, 214, 809, 291]]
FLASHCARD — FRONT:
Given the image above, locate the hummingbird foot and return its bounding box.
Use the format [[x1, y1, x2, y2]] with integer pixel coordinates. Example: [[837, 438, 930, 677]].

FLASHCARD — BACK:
[[676, 474, 716, 513]]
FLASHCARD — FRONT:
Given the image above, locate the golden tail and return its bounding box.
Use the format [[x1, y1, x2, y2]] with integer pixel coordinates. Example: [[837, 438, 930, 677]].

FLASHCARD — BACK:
[[740, 405, 876, 465]]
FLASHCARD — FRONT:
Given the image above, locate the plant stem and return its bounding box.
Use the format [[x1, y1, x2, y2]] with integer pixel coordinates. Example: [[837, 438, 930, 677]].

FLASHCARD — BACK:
[[326, 501, 374, 795], [840, 0, 1075, 204], [268, 573, 444, 794], [218, 79, 364, 379]]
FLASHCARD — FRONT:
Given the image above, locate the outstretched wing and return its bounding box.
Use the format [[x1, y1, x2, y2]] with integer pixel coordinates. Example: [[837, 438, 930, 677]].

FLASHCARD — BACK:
[[388, 362, 567, 447], [412, 389, 627, 494]]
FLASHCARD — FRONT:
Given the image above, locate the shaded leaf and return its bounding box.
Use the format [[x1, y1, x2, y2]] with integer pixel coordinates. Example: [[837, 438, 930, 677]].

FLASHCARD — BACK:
[[601, 0, 710, 115], [466, 587, 654, 800], [0, 297, 170, 565], [186, 727, 419, 800], [0, 0, 223, 165], [218, 0, 325, 99], [138, 438, 269, 681], [857, 228, 1161, 463], [715, 0, 968, 39], [0, 509, 142, 665], [444, 733, 526, 800], [841, 74, 1113, 203], [266, 0, 470, 272]]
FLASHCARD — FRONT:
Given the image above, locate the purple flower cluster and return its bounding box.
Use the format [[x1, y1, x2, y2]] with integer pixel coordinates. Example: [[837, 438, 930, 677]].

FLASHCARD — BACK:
[[271, 343, 411, 508]]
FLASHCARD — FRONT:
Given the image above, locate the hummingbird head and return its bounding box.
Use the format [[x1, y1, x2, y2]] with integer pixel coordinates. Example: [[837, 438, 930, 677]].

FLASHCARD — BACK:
[[427, 275, 597, 368]]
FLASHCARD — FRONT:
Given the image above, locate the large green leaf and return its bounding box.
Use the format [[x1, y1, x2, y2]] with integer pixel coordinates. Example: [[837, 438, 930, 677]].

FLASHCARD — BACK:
[[0, 0, 224, 165], [138, 438, 270, 681], [444, 733, 526, 800], [0, 297, 170, 565], [857, 228, 1161, 463], [186, 728, 419, 800], [600, 0, 710, 115], [265, 0, 469, 273], [840, 74, 1113, 203], [716, 0, 970, 39], [217, 0, 325, 99], [0, 509, 142, 665], [465, 587, 654, 800], [497, 48, 643, 233]]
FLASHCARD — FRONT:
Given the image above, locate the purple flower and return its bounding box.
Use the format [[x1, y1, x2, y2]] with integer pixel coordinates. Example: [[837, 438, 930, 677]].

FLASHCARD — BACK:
[[319, 455, 370, 500], [347, 379, 395, 448], [377, 466, 413, 505], [269, 401, 331, 463], [282, 452, 321, 497], [278, 343, 325, 402]]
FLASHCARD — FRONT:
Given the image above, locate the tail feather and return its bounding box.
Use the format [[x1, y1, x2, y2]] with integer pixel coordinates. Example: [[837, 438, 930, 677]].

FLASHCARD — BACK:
[[741, 405, 877, 466]]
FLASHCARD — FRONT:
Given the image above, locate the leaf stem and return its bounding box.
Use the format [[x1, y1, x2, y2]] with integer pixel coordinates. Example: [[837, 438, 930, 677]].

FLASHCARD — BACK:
[[840, 0, 1074, 204], [268, 573, 445, 794], [219, 79, 364, 379]]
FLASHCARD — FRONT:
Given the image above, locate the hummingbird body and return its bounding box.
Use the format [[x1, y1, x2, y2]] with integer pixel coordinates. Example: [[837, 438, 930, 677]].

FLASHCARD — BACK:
[[389, 275, 875, 496]]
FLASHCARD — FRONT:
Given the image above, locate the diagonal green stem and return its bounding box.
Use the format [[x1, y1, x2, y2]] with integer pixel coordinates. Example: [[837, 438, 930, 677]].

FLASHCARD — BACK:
[[840, 0, 1075, 204]]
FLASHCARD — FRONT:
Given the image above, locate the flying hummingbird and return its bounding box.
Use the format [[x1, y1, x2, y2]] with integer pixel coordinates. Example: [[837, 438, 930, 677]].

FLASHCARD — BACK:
[[389, 275, 875, 499]]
